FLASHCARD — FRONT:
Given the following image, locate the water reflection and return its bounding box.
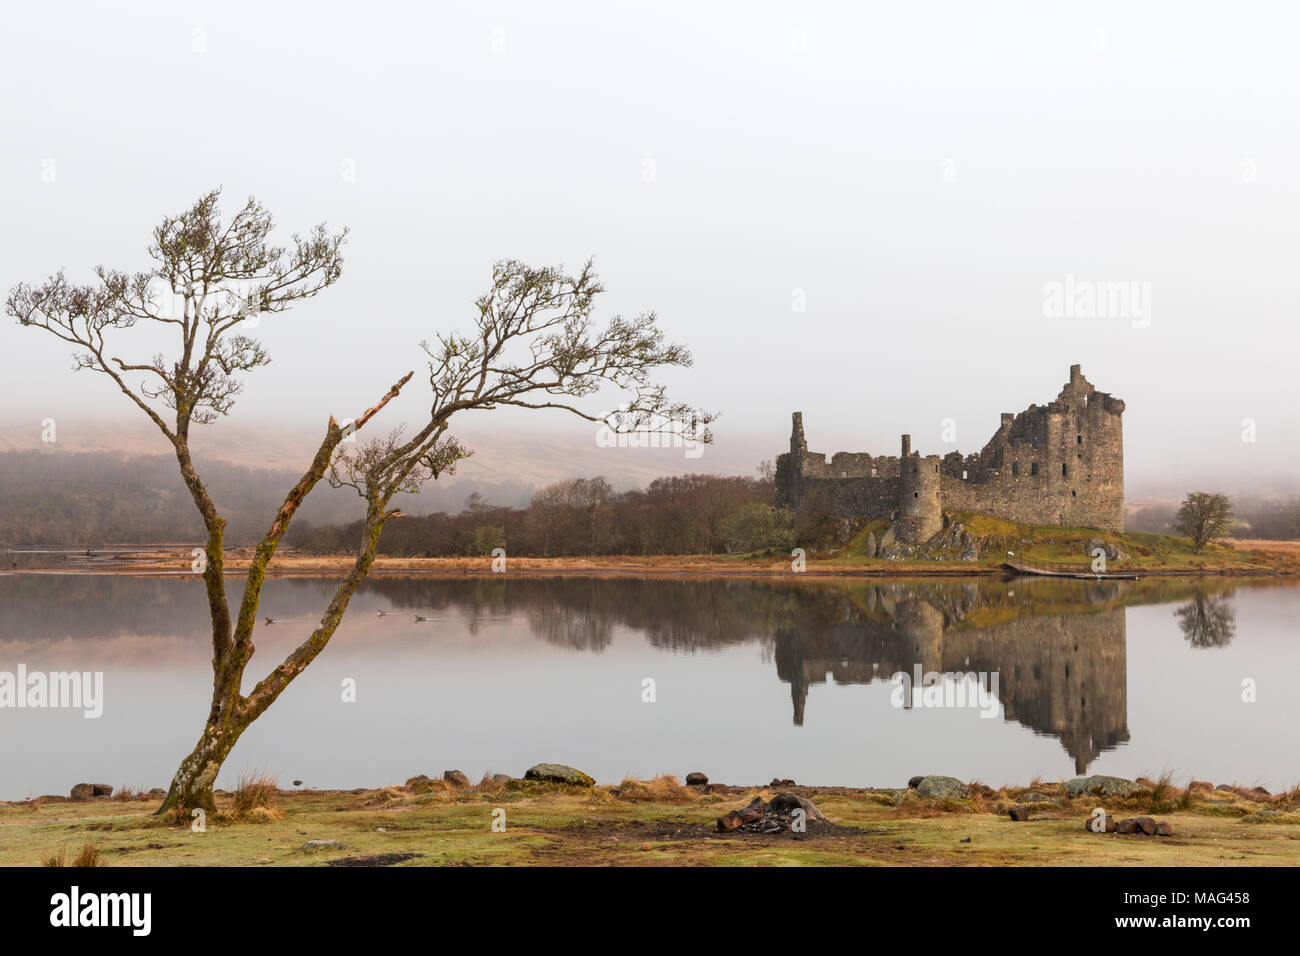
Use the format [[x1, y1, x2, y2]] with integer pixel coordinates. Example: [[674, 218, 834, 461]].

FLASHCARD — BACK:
[[362, 576, 1235, 773], [0, 572, 1270, 792], [1174, 590, 1237, 649]]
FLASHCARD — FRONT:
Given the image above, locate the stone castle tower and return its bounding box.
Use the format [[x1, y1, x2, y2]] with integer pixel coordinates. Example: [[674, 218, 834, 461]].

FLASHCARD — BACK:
[[775, 365, 1125, 542]]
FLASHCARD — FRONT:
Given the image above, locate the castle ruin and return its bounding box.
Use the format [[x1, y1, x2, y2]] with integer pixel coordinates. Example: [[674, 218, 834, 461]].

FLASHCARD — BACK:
[[775, 365, 1125, 542]]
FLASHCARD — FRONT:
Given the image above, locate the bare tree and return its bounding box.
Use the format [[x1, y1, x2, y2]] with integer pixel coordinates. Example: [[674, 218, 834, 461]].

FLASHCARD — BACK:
[[8, 189, 710, 814], [1175, 491, 1235, 553]]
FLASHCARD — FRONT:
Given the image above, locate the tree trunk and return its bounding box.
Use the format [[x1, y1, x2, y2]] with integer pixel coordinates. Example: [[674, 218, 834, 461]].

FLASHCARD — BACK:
[[152, 376, 413, 818], [158, 721, 241, 815]]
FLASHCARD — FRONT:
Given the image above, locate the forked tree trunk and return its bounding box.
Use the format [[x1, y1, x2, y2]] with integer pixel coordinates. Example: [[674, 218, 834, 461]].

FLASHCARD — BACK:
[[155, 376, 411, 817], [156, 512, 388, 816]]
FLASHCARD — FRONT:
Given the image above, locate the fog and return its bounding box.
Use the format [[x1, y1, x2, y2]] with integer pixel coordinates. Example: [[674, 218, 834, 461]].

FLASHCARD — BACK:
[[2, 1, 1297, 499]]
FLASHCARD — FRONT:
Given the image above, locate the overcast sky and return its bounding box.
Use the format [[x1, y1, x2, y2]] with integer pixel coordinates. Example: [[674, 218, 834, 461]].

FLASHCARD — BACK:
[[2, 1, 1297, 497]]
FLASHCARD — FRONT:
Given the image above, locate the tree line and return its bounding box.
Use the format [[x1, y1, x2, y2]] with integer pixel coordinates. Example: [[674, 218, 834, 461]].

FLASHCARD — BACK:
[[286, 471, 801, 557]]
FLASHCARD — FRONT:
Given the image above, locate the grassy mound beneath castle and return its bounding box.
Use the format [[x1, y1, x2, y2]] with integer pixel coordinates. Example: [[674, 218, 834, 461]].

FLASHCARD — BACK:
[[824, 512, 1289, 574], [952, 512, 1276, 571]]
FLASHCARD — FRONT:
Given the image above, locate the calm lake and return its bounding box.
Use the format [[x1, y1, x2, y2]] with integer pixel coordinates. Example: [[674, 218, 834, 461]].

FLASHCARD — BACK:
[[1, 573, 1297, 799]]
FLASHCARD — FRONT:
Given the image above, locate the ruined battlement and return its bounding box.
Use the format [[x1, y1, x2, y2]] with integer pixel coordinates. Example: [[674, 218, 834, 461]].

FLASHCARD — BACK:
[[774, 365, 1125, 541]]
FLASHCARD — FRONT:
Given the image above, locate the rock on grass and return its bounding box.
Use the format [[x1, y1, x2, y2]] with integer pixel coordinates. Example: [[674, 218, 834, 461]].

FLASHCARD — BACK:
[[1064, 775, 1144, 799], [914, 776, 970, 800], [524, 763, 595, 787]]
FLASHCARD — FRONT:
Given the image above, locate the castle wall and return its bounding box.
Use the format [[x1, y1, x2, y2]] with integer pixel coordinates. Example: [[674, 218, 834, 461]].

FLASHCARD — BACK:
[[775, 366, 1125, 534]]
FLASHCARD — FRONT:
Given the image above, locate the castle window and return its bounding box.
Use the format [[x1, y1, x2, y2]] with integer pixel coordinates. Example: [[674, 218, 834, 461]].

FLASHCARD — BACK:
[[1030, 462, 1039, 476], [914, 492, 919, 498], [962, 470, 968, 480], [934, 465, 938, 473], [1072, 490, 1077, 497], [871, 467, 877, 477], [841, 471, 846, 478], [1012, 463, 1019, 476], [1076, 435, 1082, 444], [1062, 463, 1068, 477]]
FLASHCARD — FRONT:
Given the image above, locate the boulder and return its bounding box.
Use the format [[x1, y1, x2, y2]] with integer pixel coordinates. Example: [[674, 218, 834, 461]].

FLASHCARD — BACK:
[[1008, 805, 1030, 822], [864, 533, 878, 559], [1083, 813, 1118, 832], [768, 792, 828, 823], [880, 543, 912, 561], [769, 777, 795, 788], [490, 774, 513, 784], [685, 772, 709, 786], [443, 770, 471, 788], [1064, 775, 1144, 799], [1133, 816, 1157, 835], [914, 775, 970, 800], [716, 811, 743, 832], [1115, 818, 1138, 834], [907, 775, 925, 789], [1083, 538, 1129, 562], [524, 763, 595, 787], [70, 783, 111, 801], [1155, 822, 1174, 837]]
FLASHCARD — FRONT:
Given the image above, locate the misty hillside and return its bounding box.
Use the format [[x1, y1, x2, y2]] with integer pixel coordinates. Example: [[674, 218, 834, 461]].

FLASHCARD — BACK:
[[0, 450, 536, 547]]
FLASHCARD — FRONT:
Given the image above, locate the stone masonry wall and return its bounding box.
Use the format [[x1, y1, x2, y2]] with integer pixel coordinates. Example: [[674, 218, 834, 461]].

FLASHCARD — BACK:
[[775, 366, 1125, 534]]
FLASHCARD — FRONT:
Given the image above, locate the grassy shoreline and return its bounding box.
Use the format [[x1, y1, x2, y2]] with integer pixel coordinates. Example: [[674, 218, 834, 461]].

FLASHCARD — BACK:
[[8, 534, 1300, 579], [5, 776, 1298, 867]]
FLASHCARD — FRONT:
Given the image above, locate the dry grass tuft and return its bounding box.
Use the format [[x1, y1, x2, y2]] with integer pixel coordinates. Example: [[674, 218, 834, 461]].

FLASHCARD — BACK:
[[1144, 769, 1180, 814], [41, 841, 108, 867], [232, 770, 282, 820], [404, 775, 454, 794], [616, 776, 694, 803]]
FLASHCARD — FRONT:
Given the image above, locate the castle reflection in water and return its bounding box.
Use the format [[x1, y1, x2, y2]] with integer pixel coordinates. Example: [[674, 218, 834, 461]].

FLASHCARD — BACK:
[[0, 571, 1236, 777], [358, 573, 1234, 776]]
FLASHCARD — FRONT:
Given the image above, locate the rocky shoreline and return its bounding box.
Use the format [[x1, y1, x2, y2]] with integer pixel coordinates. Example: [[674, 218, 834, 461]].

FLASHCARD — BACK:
[[6, 764, 1297, 867]]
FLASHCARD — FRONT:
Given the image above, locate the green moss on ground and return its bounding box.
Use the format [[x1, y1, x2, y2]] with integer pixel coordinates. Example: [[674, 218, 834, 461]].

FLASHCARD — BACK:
[[4, 779, 1298, 867]]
